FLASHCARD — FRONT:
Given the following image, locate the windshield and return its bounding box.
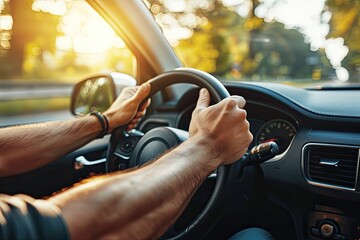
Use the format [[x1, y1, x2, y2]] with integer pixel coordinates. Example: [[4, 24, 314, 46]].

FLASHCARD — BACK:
[[144, 0, 359, 88]]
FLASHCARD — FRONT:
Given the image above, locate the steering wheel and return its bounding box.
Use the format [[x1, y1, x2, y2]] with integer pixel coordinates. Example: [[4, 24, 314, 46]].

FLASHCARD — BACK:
[[106, 68, 237, 239]]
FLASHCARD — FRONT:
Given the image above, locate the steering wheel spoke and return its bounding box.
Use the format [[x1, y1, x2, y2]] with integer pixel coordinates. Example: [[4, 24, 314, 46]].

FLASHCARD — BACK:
[[106, 127, 143, 171]]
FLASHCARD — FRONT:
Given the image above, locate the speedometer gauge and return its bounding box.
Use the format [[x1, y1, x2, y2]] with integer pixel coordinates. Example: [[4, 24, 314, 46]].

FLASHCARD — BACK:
[[255, 119, 296, 154]]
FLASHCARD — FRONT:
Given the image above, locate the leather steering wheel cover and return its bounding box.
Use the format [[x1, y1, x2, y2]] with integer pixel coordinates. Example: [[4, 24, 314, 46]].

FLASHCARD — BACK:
[[144, 68, 232, 239], [140, 68, 230, 107]]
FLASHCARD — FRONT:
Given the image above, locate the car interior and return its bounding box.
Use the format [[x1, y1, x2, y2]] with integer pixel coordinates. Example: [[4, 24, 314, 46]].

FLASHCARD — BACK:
[[0, 0, 359, 239]]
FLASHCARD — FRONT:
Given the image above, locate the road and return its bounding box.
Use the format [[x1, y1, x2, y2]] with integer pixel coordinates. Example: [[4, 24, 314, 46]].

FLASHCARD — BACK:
[[0, 83, 74, 126], [0, 110, 73, 127], [0, 84, 72, 101]]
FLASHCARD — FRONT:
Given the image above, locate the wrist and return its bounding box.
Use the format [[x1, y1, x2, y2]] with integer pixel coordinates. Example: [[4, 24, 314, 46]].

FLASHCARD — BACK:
[[185, 136, 223, 170], [102, 111, 119, 133], [89, 112, 110, 138]]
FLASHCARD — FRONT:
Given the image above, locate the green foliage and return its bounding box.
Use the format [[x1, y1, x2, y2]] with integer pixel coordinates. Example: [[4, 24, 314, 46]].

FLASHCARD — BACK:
[[147, 0, 356, 82], [327, 0, 360, 82]]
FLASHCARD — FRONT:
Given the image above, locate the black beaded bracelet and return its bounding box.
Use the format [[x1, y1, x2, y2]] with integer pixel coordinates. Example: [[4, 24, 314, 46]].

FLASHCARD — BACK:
[[90, 111, 109, 138]]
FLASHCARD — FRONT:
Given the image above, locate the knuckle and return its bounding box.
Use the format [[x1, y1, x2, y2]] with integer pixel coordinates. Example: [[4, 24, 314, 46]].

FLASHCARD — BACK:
[[191, 109, 201, 119], [244, 119, 250, 129], [248, 132, 254, 142], [238, 96, 246, 107], [224, 98, 237, 109], [229, 95, 246, 108], [232, 95, 245, 102], [237, 109, 247, 120], [242, 109, 247, 118], [239, 96, 246, 104], [192, 108, 200, 115]]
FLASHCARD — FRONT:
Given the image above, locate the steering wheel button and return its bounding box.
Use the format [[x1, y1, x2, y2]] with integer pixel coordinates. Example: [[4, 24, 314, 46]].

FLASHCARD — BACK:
[[320, 223, 335, 238], [120, 141, 134, 153]]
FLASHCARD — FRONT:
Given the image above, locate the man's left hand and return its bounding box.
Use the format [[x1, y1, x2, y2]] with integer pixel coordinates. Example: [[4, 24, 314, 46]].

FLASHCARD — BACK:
[[104, 83, 151, 132]]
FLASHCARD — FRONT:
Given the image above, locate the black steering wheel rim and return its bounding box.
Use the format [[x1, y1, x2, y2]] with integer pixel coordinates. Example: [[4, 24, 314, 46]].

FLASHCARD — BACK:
[[107, 68, 235, 239], [143, 67, 228, 104]]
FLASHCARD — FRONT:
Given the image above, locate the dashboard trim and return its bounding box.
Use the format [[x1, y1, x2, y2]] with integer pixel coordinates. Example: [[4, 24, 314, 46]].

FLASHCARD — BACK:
[[226, 82, 360, 118]]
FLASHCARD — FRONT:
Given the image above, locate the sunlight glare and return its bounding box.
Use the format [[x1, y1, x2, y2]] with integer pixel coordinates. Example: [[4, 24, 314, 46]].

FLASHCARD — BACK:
[[222, 0, 245, 7], [256, 0, 350, 76], [55, 36, 71, 51], [236, 1, 251, 18], [257, 0, 328, 50], [325, 38, 349, 68], [164, 27, 193, 46], [335, 67, 349, 82], [32, 0, 67, 16], [179, 13, 201, 28], [114, 37, 126, 49], [0, 1, 4, 13], [56, 1, 118, 54], [164, 0, 186, 12], [0, 15, 12, 30]]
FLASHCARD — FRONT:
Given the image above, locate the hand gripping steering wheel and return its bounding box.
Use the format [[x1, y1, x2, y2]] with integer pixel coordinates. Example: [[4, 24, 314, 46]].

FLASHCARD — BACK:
[[106, 68, 238, 239]]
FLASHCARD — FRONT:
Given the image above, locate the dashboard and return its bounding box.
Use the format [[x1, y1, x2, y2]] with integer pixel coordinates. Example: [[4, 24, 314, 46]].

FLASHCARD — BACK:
[[139, 82, 360, 239], [175, 98, 298, 155]]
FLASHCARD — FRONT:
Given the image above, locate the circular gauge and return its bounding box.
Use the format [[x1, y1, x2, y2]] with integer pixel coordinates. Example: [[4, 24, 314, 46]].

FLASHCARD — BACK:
[[255, 119, 296, 154]]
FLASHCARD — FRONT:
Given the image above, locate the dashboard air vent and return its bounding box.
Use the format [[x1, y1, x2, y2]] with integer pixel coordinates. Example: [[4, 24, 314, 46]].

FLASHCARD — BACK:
[[303, 144, 359, 189]]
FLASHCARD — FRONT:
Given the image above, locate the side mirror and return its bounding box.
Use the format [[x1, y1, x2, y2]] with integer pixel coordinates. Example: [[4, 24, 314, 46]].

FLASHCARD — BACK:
[[70, 72, 136, 116]]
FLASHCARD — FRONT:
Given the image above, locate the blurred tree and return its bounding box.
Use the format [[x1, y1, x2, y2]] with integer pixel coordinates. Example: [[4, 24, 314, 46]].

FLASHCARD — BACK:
[[327, 0, 360, 82], [246, 0, 263, 61], [249, 23, 333, 80], [147, 0, 245, 74], [0, 0, 12, 77], [7, 0, 59, 78], [175, 1, 238, 74]]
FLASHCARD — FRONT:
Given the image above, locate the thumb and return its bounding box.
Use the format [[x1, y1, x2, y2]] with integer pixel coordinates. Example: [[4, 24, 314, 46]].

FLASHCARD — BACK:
[[195, 88, 210, 110]]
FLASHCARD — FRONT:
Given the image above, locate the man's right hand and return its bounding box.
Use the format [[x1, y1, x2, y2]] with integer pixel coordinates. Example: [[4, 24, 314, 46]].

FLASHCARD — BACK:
[[189, 88, 253, 165]]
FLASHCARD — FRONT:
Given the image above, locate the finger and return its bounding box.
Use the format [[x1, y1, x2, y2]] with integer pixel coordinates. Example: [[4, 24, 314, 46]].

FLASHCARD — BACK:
[[126, 122, 136, 131], [126, 119, 137, 130], [135, 109, 147, 118], [229, 95, 246, 109], [131, 113, 144, 123], [129, 117, 141, 126], [139, 99, 151, 112], [122, 86, 139, 99], [126, 117, 142, 131], [132, 83, 151, 103], [126, 124, 135, 131], [195, 88, 210, 110]]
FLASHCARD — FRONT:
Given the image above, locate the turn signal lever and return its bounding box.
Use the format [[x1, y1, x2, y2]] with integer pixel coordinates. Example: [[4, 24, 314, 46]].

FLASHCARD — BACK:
[[241, 141, 279, 167]]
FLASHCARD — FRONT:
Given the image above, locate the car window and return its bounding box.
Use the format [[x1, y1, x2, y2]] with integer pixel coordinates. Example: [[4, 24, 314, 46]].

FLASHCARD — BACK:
[[144, 0, 359, 88], [0, 0, 135, 126]]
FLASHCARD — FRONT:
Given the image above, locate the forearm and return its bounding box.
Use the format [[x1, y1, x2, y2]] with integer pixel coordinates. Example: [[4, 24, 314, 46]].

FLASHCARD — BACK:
[[50, 137, 220, 240], [0, 115, 102, 176]]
